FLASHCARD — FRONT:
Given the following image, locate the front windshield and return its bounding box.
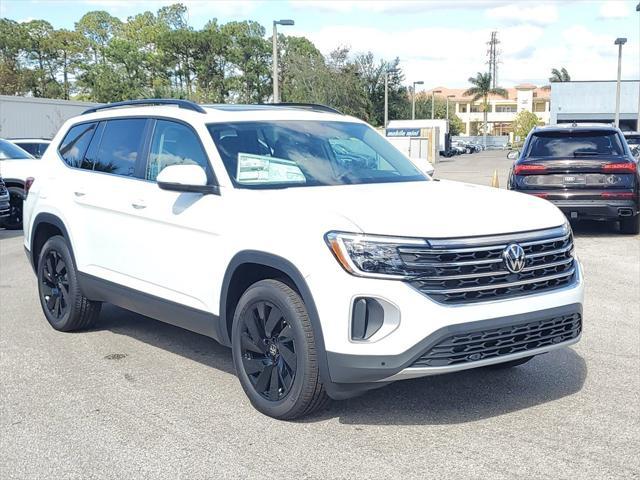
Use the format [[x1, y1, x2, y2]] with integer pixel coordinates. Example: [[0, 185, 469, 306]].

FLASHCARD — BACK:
[[207, 121, 427, 188], [0, 139, 34, 160], [526, 131, 624, 158]]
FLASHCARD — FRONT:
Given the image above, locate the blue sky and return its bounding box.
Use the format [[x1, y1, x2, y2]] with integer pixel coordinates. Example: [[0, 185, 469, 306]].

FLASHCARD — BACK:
[[1, 0, 638, 88]]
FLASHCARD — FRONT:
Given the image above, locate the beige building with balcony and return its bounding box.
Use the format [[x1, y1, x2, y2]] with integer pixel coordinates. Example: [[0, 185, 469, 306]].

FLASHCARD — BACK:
[[422, 84, 551, 136]]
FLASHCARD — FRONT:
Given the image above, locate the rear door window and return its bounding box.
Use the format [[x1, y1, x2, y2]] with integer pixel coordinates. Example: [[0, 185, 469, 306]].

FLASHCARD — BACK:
[[93, 119, 147, 177]]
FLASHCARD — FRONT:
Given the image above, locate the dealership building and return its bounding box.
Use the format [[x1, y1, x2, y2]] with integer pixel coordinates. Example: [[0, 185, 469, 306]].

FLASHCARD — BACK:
[[550, 80, 639, 131]]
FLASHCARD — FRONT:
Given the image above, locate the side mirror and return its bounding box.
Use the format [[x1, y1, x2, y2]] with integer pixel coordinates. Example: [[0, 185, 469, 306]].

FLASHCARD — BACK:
[[507, 150, 519, 160], [157, 165, 219, 195]]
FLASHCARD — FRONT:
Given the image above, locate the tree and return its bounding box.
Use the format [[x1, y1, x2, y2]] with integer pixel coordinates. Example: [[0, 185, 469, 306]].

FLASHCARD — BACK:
[[549, 67, 571, 83], [0, 19, 28, 95], [463, 72, 508, 145], [48, 29, 86, 99], [75, 11, 121, 65], [512, 109, 541, 143]]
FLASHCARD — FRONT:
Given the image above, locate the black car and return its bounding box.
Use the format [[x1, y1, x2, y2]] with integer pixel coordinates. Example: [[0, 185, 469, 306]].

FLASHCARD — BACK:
[[508, 124, 639, 234]]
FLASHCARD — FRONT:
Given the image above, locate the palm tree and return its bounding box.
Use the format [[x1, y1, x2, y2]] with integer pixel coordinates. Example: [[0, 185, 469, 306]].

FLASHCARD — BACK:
[[463, 72, 508, 145], [549, 67, 571, 82]]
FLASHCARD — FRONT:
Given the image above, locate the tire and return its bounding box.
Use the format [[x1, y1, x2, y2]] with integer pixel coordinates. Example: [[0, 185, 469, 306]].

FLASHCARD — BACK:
[[1, 187, 24, 230], [231, 279, 329, 420], [37, 236, 101, 331], [620, 215, 640, 235], [485, 355, 535, 369]]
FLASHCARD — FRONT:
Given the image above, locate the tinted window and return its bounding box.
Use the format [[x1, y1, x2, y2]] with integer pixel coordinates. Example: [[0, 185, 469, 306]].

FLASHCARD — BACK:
[[208, 121, 425, 189], [146, 120, 209, 181], [59, 123, 97, 167], [0, 139, 33, 160], [15, 143, 38, 156], [526, 131, 624, 158], [94, 119, 146, 176]]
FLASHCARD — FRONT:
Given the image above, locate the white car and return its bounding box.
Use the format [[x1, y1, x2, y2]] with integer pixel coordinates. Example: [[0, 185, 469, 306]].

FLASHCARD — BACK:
[[8, 138, 51, 158], [0, 139, 39, 229], [23, 100, 584, 419]]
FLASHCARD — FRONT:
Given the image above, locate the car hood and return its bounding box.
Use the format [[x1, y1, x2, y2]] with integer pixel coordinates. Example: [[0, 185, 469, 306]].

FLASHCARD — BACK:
[[252, 180, 567, 238]]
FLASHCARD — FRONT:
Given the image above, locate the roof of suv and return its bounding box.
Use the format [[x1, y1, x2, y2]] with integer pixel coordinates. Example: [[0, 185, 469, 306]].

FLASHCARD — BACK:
[[533, 123, 618, 133]]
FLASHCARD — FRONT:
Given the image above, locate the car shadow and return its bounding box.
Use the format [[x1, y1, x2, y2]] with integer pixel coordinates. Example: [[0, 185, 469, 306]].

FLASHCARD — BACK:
[[94, 304, 586, 426], [570, 219, 630, 238]]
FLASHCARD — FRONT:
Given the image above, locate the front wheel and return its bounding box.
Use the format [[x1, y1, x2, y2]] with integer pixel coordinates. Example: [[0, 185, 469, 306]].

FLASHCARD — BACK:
[[37, 236, 101, 331], [231, 279, 329, 419], [620, 214, 640, 235]]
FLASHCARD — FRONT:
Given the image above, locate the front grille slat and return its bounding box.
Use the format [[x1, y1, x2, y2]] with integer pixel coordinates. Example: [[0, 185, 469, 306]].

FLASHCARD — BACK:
[[403, 225, 576, 304], [411, 313, 582, 367]]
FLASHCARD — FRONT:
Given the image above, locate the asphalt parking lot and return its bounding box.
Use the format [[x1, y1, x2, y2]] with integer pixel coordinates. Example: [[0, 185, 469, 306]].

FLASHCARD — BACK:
[[1, 150, 638, 480]]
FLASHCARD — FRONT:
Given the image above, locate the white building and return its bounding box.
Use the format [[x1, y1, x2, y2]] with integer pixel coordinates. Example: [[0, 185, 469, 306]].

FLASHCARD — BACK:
[[0, 95, 99, 139], [422, 84, 551, 136], [550, 80, 639, 131]]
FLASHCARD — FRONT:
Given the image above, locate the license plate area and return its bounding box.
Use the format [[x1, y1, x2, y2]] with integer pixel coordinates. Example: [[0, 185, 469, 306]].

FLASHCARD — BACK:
[[562, 175, 586, 185]]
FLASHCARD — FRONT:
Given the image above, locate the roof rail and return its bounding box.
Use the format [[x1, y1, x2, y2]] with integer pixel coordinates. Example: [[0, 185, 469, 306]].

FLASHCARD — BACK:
[[82, 98, 207, 115], [269, 103, 343, 114]]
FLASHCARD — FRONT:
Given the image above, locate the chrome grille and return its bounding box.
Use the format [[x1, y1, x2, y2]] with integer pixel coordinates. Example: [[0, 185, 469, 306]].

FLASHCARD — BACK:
[[411, 312, 582, 367], [400, 225, 576, 304]]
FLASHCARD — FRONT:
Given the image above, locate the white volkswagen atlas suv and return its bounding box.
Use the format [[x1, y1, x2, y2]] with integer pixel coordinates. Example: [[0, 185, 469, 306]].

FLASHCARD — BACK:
[[23, 100, 584, 419]]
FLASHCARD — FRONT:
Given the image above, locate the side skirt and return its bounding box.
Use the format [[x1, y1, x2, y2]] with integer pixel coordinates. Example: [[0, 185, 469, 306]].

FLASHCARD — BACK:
[[77, 272, 223, 343]]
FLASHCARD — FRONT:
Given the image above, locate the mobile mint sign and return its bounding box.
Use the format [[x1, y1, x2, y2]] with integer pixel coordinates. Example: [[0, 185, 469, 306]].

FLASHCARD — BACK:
[[386, 128, 421, 137]]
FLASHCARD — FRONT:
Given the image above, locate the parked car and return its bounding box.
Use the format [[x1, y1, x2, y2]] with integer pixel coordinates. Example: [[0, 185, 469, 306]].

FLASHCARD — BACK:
[[450, 141, 466, 155], [623, 131, 640, 159], [24, 99, 584, 419], [0, 138, 39, 229], [8, 138, 51, 158], [508, 124, 639, 234], [0, 176, 10, 219]]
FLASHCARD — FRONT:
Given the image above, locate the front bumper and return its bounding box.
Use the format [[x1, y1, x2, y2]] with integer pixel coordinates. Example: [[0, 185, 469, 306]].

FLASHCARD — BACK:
[[326, 303, 581, 384]]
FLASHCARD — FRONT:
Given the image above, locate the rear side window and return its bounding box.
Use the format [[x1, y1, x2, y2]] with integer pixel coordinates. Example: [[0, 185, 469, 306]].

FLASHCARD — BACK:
[[93, 119, 146, 176], [526, 131, 624, 158], [59, 123, 97, 168], [146, 120, 209, 181]]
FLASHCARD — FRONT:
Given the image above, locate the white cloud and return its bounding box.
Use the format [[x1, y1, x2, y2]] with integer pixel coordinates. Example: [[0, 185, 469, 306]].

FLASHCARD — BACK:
[[598, 0, 632, 19], [293, 20, 639, 88], [290, 0, 513, 14], [485, 4, 559, 26]]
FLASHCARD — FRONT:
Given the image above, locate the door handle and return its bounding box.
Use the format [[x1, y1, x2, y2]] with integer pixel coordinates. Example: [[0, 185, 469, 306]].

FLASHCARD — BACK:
[[131, 201, 147, 210], [73, 191, 86, 197]]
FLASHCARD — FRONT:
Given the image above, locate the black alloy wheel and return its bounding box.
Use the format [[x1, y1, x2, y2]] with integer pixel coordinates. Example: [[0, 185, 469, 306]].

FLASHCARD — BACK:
[[40, 249, 70, 320], [240, 300, 297, 401]]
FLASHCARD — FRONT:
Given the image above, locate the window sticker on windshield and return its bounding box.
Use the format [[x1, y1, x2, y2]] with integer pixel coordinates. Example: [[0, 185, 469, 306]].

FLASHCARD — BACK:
[[236, 153, 306, 184]]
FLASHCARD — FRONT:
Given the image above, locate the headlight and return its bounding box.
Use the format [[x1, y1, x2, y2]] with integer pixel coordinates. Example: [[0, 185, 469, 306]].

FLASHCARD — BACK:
[[325, 231, 427, 279]]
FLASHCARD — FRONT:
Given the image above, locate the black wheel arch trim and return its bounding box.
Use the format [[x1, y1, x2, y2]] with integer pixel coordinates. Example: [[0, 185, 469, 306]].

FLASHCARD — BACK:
[[220, 250, 332, 390], [29, 213, 76, 274]]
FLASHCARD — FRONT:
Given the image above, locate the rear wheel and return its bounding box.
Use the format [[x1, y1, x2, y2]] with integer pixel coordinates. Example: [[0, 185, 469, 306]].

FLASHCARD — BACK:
[[620, 214, 640, 235], [231, 279, 329, 419], [37, 236, 101, 331]]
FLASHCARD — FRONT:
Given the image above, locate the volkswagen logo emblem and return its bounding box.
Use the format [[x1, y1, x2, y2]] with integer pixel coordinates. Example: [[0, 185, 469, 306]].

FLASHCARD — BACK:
[[503, 243, 526, 273]]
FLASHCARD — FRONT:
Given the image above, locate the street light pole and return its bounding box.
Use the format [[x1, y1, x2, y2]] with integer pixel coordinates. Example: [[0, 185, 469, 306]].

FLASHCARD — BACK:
[[614, 37, 627, 128], [446, 94, 455, 120], [412, 80, 423, 120], [272, 19, 294, 103], [384, 69, 398, 128]]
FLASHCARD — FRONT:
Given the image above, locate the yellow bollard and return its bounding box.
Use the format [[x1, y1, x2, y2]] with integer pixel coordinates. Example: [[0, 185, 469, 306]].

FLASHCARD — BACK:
[[491, 169, 500, 188]]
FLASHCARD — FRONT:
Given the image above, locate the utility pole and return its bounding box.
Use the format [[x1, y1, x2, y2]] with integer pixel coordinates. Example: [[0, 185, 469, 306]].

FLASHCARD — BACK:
[[411, 80, 424, 120], [384, 68, 398, 128], [431, 89, 442, 119], [614, 37, 627, 128], [272, 19, 294, 103], [486, 31, 500, 88]]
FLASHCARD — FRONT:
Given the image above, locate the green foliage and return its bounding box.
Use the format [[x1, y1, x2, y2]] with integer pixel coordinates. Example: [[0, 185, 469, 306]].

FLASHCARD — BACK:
[[513, 109, 541, 142], [464, 72, 508, 139], [412, 94, 464, 135], [0, 3, 412, 124], [549, 67, 570, 83]]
